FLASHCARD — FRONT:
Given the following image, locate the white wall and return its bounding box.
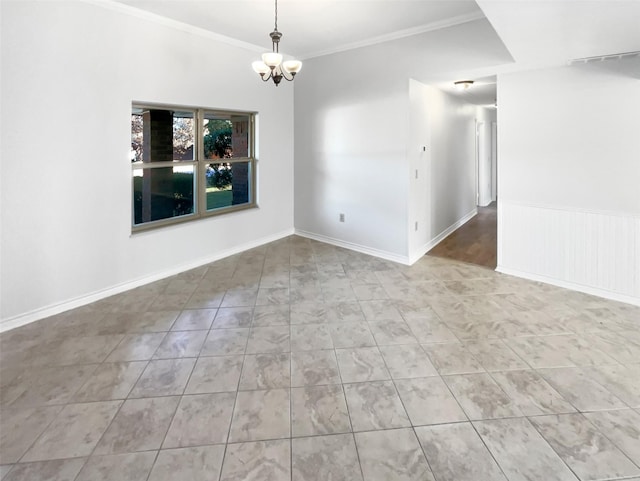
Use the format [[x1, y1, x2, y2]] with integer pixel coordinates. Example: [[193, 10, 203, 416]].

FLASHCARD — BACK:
[[294, 19, 511, 262], [407, 81, 478, 261], [497, 64, 640, 304], [0, 0, 295, 327], [293, 54, 410, 260]]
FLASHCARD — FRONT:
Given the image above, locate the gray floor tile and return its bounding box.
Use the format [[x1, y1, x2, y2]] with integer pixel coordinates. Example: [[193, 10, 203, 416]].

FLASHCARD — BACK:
[[325, 302, 365, 323], [220, 439, 291, 481], [343, 381, 410, 431], [153, 330, 207, 359], [328, 322, 376, 348], [292, 434, 363, 481], [185, 289, 224, 309], [369, 320, 418, 345], [212, 307, 253, 329], [444, 373, 523, 420], [239, 353, 290, 390], [253, 305, 290, 326], [290, 324, 333, 351], [355, 428, 435, 481], [22, 401, 121, 461], [246, 326, 290, 354], [475, 417, 578, 481], [229, 389, 290, 442], [404, 318, 458, 343], [583, 409, 640, 465], [256, 287, 290, 305], [14, 334, 116, 367], [335, 347, 390, 383], [4, 235, 640, 481], [585, 364, 640, 407], [291, 385, 351, 437], [73, 361, 147, 402], [200, 328, 249, 356], [128, 358, 195, 397], [1, 364, 97, 409], [379, 344, 438, 379], [422, 342, 484, 375], [415, 422, 507, 481], [395, 377, 467, 426], [530, 413, 640, 481], [75, 452, 156, 481], [106, 333, 166, 362], [291, 350, 341, 386], [147, 445, 225, 481], [3, 459, 85, 481], [0, 406, 63, 463], [185, 355, 243, 394], [121, 311, 179, 332], [359, 300, 403, 322], [538, 367, 627, 411], [464, 339, 529, 371], [352, 283, 389, 301], [94, 396, 180, 455], [163, 392, 235, 448], [290, 303, 327, 325], [490, 369, 576, 416], [172, 309, 216, 330]]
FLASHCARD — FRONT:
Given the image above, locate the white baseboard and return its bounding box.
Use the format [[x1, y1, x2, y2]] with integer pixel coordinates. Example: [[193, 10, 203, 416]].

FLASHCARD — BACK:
[[294, 229, 411, 265], [0, 228, 295, 333], [496, 265, 640, 307], [408, 208, 478, 264]]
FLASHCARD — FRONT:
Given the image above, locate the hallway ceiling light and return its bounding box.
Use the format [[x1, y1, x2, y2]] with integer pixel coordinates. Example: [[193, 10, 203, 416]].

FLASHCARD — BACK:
[[454, 80, 474, 90], [251, 0, 302, 86]]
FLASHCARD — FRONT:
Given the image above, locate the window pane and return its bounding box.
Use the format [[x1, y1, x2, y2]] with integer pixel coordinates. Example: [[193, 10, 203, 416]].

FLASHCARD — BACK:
[[133, 165, 195, 225], [205, 162, 251, 211], [131, 108, 195, 164], [203, 113, 250, 159]]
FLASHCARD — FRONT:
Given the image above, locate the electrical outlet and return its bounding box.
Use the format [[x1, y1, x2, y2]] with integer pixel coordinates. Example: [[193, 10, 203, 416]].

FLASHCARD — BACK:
[[415, 221, 418, 231], [339, 213, 345, 222], [415, 169, 418, 179]]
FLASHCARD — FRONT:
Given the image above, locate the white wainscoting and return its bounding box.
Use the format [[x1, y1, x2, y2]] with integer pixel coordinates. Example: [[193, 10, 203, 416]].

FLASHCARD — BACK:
[[497, 201, 640, 305]]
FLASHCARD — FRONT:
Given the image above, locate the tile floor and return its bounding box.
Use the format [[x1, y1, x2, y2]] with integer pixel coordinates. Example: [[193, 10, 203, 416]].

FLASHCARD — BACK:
[[1, 235, 639, 481]]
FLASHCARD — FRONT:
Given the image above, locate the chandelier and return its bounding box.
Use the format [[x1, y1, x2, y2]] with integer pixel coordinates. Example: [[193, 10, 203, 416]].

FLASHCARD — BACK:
[[251, 0, 302, 86]]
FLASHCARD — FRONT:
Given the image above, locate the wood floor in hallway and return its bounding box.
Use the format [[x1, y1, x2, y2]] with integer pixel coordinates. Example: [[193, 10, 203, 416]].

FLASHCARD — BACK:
[[427, 202, 497, 269]]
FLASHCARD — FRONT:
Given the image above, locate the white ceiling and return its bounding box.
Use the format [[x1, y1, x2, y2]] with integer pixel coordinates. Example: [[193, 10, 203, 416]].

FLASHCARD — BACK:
[[111, 0, 640, 106], [476, 0, 640, 69], [113, 0, 484, 59]]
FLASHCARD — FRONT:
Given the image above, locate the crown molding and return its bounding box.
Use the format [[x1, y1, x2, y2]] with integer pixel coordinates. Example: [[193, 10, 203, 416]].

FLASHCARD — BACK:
[[299, 11, 486, 60], [84, 0, 265, 54], [84, 1, 485, 61]]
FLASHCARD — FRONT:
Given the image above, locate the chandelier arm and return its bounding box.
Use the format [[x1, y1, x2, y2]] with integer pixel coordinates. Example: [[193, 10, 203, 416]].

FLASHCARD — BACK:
[[280, 68, 294, 82]]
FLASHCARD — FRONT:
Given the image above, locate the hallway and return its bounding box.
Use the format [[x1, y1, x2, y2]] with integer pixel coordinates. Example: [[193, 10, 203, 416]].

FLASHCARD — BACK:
[[428, 203, 497, 269]]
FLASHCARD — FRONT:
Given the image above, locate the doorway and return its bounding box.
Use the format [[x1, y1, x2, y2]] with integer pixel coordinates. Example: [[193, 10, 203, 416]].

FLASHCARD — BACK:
[[427, 115, 497, 269]]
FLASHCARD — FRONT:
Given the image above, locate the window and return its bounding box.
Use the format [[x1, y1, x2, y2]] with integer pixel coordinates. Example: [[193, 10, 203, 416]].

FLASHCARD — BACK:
[[131, 104, 256, 231]]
